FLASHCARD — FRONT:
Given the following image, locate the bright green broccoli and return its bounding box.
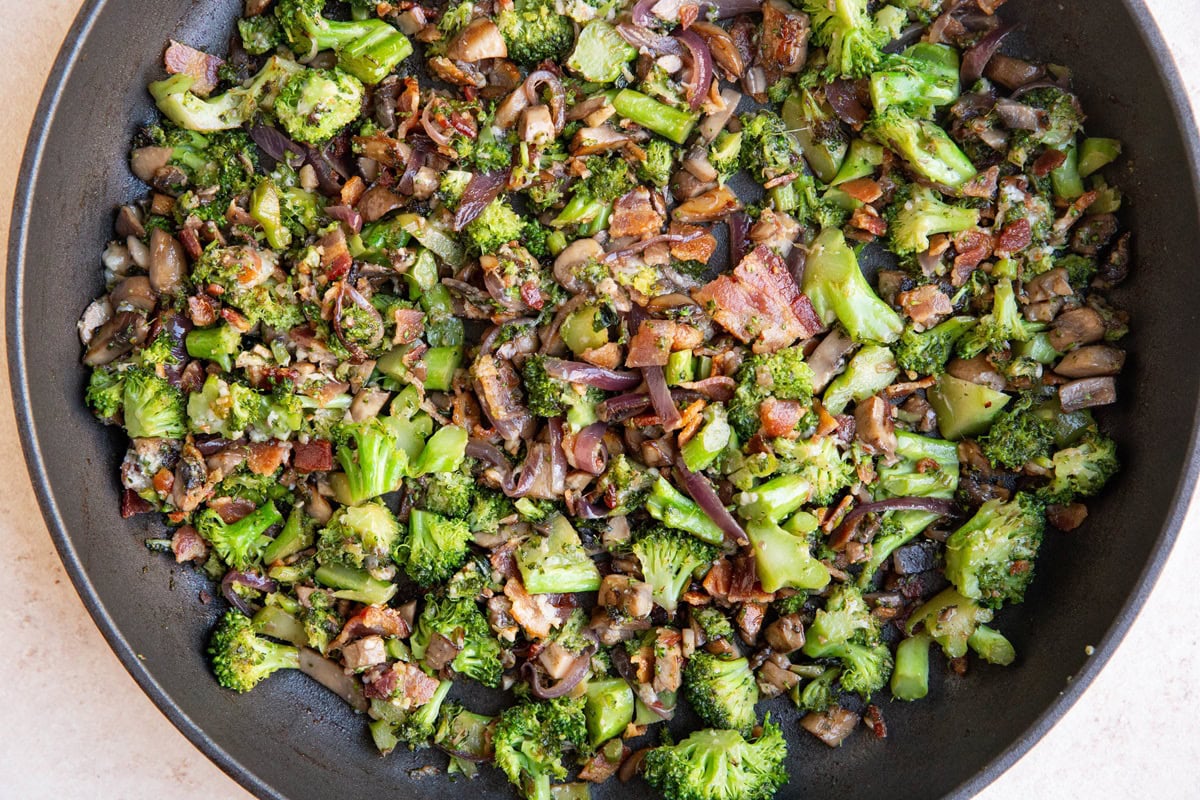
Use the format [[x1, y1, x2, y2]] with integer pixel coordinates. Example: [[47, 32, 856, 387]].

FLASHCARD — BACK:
[[692, 606, 735, 643], [642, 721, 788, 800], [905, 586, 995, 658], [869, 43, 960, 119], [801, 583, 893, 698], [208, 610, 300, 693], [301, 589, 342, 655], [956, 278, 1043, 358], [397, 508, 473, 587], [411, 594, 503, 687], [781, 86, 848, 183], [892, 316, 977, 376], [123, 368, 186, 439], [141, 125, 259, 222], [1039, 429, 1119, 504], [890, 632, 932, 701], [645, 476, 726, 547], [594, 454, 653, 516], [945, 492, 1045, 608], [682, 653, 760, 735], [821, 343, 900, 415], [968, 623, 1017, 665], [632, 527, 718, 613], [727, 345, 815, 441], [467, 487, 516, 533], [803, 227, 905, 344], [316, 501, 401, 570], [495, 0, 574, 65], [149, 55, 302, 132], [887, 185, 980, 255], [86, 365, 126, 422], [272, 68, 364, 144], [275, 0, 412, 84], [515, 515, 601, 594], [773, 435, 856, 506], [745, 517, 830, 593], [551, 155, 635, 228], [739, 111, 804, 185], [196, 501, 284, 570], [434, 702, 496, 765], [708, 130, 743, 181], [369, 680, 453, 753], [466, 198, 526, 253], [802, 0, 888, 78], [792, 666, 840, 712], [185, 323, 242, 371], [522, 355, 605, 429], [980, 397, 1056, 469], [865, 107, 978, 189], [332, 417, 409, 505], [420, 468, 474, 519], [493, 696, 588, 800], [637, 138, 675, 187]]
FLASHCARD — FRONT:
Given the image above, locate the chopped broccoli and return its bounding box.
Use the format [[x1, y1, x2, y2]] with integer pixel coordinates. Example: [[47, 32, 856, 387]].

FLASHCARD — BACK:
[[522, 355, 605, 428], [887, 185, 980, 255], [196, 501, 284, 570], [646, 476, 726, 547], [594, 454, 653, 516], [467, 487, 516, 533], [421, 468, 474, 518], [692, 606, 735, 642], [466, 198, 525, 254], [956, 278, 1043, 358], [566, 20, 636, 84], [968, 623, 1017, 665], [494, 697, 588, 800], [208, 610, 300, 693], [637, 138, 675, 187], [301, 590, 342, 655], [369, 679, 454, 753], [496, 0, 574, 65], [1039, 429, 1119, 504], [821, 343, 900, 415], [123, 368, 186, 439], [727, 345, 816, 441], [332, 417, 409, 505], [944, 492, 1045, 608], [149, 55, 302, 132], [142, 125, 259, 223], [411, 594, 503, 687], [792, 666, 840, 713], [745, 518, 830, 593], [979, 397, 1056, 470], [86, 365, 126, 422], [552, 155, 635, 228], [803, 227, 904, 344], [708, 130, 743, 181], [802, 0, 887, 78], [316, 501, 401, 570], [890, 633, 932, 701], [801, 584, 893, 698], [274, 0, 412, 84], [773, 435, 856, 505], [905, 586, 995, 658], [642, 721, 788, 800], [739, 111, 804, 185], [865, 108, 978, 190], [272, 68, 364, 144], [892, 316, 976, 376], [869, 43, 961, 119], [516, 515, 601, 594], [683, 652, 760, 735], [1058, 253, 1098, 288], [632, 527, 718, 612], [397, 508, 474, 587]]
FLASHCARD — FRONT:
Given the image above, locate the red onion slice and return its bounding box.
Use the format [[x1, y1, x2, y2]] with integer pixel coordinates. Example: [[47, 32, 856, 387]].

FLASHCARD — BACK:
[[602, 230, 703, 263], [543, 358, 642, 391], [221, 570, 278, 615], [616, 22, 683, 56], [643, 365, 682, 428], [326, 204, 363, 233], [522, 643, 596, 698], [548, 418, 567, 495], [701, 0, 763, 19], [673, 29, 715, 111], [453, 169, 510, 231], [573, 422, 610, 475], [397, 145, 429, 196], [960, 22, 1017, 84], [599, 392, 653, 422], [675, 463, 748, 546], [825, 79, 869, 126], [524, 70, 567, 133], [831, 497, 958, 548], [249, 123, 305, 166], [631, 0, 657, 26], [421, 100, 455, 146], [729, 211, 750, 265]]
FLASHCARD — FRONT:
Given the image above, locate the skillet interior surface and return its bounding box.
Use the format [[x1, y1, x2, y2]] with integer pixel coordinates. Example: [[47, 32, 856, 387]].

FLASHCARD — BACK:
[[9, 1, 1200, 798]]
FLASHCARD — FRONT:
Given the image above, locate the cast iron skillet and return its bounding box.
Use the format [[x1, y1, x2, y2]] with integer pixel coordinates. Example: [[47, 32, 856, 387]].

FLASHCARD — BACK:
[[8, 1, 1200, 797]]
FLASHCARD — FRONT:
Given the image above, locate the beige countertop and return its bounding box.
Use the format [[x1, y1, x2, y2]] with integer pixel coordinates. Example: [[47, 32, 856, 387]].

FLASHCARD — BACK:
[[2, 1, 1199, 797]]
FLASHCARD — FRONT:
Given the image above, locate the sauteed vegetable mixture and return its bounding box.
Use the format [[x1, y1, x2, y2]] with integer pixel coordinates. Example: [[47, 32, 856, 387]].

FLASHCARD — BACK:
[[78, 0, 1130, 796]]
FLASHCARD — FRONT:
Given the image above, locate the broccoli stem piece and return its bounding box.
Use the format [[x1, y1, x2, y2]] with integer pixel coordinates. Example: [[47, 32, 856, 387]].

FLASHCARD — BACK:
[[262, 505, 315, 564], [781, 88, 849, 183], [421, 346, 463, 392], [185, 323, 242, 371], [822, 344, 900, 415], [197, 501, 283, 571], [313, 562, 397, 605], [645, 477, 726, 546], [516, 516, 601, 594], [967, 624, 1016, 665], [1078, 137, 1122, 177], [252, 605, 307, 647], [276, 1, 412, 84], [890, 633, 932, 701], [149, 55, 302, 132], [584, 678, 635, 747], [745, 518, 830, 593], [613, 90, 698, 145], [802, 227, 904, 344], [681, 404, 731, 472], [869, 43, 960, 118], [411, 424, 468, 476], [865, 108, 977, 189], [249, 179, 292, 250], [735, 474, 814, 523], [333, 418, 409, 505]]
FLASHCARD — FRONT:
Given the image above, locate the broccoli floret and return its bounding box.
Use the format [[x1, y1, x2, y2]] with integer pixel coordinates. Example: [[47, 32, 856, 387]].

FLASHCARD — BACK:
[[466, 198, 525, 254], [467, 487, 515, 533], [190, 245, 303, 330], [646, 476, 727, 547], [944, 492, 1045, 608], [744, 517, 830, 592], [803, 227, 905, 344], [892, 316, 976, 376], [552, 155, 636, 228], [434, 702, 496, 766], [123, 368, 186, 439], [891, 0, 944, 23], [865, 107, 978, 190], [411, 595, 503, 686], [197, 501, 284, 570], [149, 55, 302, 133], [773, 435, 855, 505], [739, 111, 804, 185], [956, 278, 1042, 358], [421, 468, 474, 518], [369, 679, 454, 753], [316, 501, 401, 570], [1007, 87, 1085, 167], [821, 343, 900, 415], [727, 346, 816, 441], [1057, 253, 1098, 288], [632, 527, 718, 613], [802, 0, 887, 78], [682, 653, 760, 735], [642, 721, 788, 800], [516, 516, 601, 594], [208, 610, 300, 693], [495, 0, 575, 65], [274, 0, 412, 84], [979, 397, 1056, 469], [238, 15, 282, 55], [905, 586, 994, 658], [594, 454, 653, 516], [186, 374, 264, 438], [637, 138, 674, 187], [869, 43, 961, 119], [299, 590, 342, 655], [86, 365, 126, 423], [1040, 430, 1119, 504], [523, 219, 551, 260], [801, 583, 892, 698], [397, 508, 474, 587], [143, 125, 260, 223], [213, 467, 291, 506], [445, 555, 500, 600], [333, 418, 409, 505], [520, 355, 606, 429], [887, 185, 980, 255], [692, 606, 734, 642], [272, 68, 364, 144], [708, 130, 742, 181], [792, 666, 840, 713], [494, 697, 589, 800]]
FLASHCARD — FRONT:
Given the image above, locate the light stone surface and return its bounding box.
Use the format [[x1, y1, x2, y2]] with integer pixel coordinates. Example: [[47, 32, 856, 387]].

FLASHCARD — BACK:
[[1, 1, 1198, 797]]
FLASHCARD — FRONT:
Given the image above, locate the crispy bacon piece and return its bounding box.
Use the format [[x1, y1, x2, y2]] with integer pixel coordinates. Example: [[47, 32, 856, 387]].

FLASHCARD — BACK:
[[693, 245, 822, 352], [758, 0, 810, 74], [951, 229, 994, 285], [994, 217, 1032, 257], [330, 605, 412, 652], [170, 524, 209, 563], [164, 40, 223, 97], [293, 439, 334, 474], [392, 308, 426, 345], [246, 440, 290, 475], [897, 284, 952, 328], [759, 397, 807, 439], [625, 319, 677, 368], [609, 188, 665, 239], [669, 222, 717, 263]]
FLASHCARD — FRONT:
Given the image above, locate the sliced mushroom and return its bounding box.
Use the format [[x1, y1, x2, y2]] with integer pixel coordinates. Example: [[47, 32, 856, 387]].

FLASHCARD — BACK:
[[764, 613, 806, 654], [110, 276, 158, 313], [130, 147, 173, 183], [1024, 267, 1073, 304], [521, 105, 556, 146], [554, 237, 605, 292], [1059, 376, 1116, 413], [350, 388, 391, 422], [83, 311, 150, 366], [447, 19, 508, 62], [571, 126, 631, 156], [672, 185, 741, 223], [357, 186, 404, 223], [801, 707, 861, 748], [149, 228, 187, 294], [947, 355, 1006, 392], [1055, 345, 1125, 378], [691, 21, 745, 79], [1049, 306, 1106, 352], [807, 328, 855, 391], [855, 394, 897, 458], [115, 205, 145, 239]]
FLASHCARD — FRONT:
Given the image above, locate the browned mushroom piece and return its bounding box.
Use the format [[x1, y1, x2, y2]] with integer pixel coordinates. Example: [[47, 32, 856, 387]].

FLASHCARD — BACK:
[[598, 574, 654, 619], [672, 185, 741, 223], [764, 613, 806, 654], [571, 126, 631, 155], [149, 228, 187, 294], [1059, 376, 1117, 413], [1055, 345, 1126, 378], [947, 355, 1007, 392], [756, 655, 801, 698], [130, 147, 174, 183], [446, 18, 508, 62], [855, 395, 897, 458], [1025, 267, 1073, 303], [1048, 306, 1106, 352], [801, 706, 861, 748], [356, 185, 405, 222], [758, 0, 811, 74]]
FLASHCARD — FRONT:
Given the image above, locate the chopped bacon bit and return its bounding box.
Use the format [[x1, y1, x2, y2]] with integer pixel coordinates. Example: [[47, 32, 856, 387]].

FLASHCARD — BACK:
[[961, 165, 999, 199], [330, 605, 412, 652], [994, 217, 1032, 256], [171, 525, 210, 564], [120, 489, 154, 518], [1032, 148, 1067, 177], [849, 206, 888, 237], [951, 229, 994, 285], [669, 222, 717, 263], [864, 704, 888, 739], [163, 40, 224, 97], [626, 319, 677, 368], [840, 177, 883, 204], [340, 175, 366, 206], [246, 440, 291, 475], [177, 226, 203, 260], [759, 397, 807, 439], [897, 284, 952, 328], [609, 188, 665, 239]]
